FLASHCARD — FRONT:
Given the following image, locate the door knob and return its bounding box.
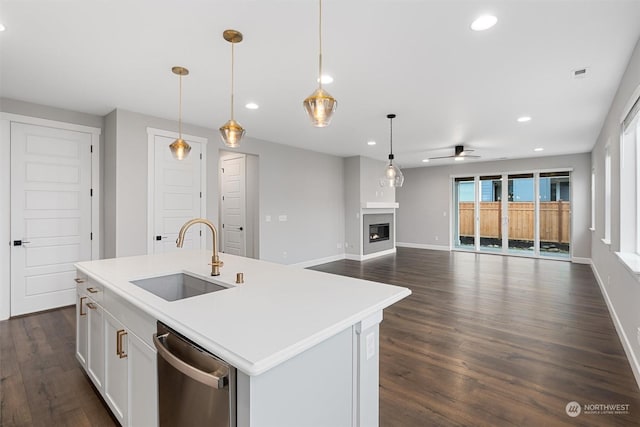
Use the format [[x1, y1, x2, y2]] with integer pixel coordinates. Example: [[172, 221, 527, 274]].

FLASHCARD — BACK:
[[13, 240, 31, 246]]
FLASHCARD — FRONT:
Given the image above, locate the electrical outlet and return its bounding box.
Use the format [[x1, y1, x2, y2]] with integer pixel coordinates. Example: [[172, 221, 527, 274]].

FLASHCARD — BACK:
[[435, 236, 439, 241], [279, 215, 287, 222], [337, 242, 343, 249], [265, 215, 271, 222]]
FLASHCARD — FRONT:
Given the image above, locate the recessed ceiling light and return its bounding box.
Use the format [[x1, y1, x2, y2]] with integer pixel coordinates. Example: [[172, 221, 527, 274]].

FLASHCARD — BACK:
[[0, 24, 6, 32], [367, 140, 376, 146], [245, 102, 259, 110], [454, 157, 465, 161], [317, 75, 334, 84], [517, 116, 532, 123], [471, 15, 497, 31], [422, 159, 429, 163], [534, 147, 544, 152]]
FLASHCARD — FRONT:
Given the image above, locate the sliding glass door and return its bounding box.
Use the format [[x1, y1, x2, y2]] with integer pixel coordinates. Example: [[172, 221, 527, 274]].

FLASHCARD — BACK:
[[478, 175, 504, 253], [539, 172, 571, 258], [507, 173, 535, 254], [454, 177, 475, 249], [452, 170, 571, 260]]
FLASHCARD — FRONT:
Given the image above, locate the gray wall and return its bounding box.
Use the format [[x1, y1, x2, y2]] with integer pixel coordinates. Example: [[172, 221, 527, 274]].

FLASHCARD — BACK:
[[234, 136, 345, 264], [590, 37, 640, 385], [396, 153, 592, 259], [359, 156, 395, 204], [344, 157, 361, 256], [108, 109, 345, 264]]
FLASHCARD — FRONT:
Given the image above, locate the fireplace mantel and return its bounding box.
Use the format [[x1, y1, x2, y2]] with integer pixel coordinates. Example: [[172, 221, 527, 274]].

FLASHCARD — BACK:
[[362, 202, 399, 209]]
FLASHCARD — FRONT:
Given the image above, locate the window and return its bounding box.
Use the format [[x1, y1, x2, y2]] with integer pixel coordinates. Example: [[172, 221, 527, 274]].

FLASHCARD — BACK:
[[620, 95, 640, 255], [590, 168, 595, 230], [604, 145, 611, 244]]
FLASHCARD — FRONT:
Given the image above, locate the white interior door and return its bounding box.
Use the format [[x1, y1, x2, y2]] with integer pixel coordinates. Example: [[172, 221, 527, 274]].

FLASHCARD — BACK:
[[152, 135, 203, 253], [10, 122, 93, 316], [221, 155, 246, 256]]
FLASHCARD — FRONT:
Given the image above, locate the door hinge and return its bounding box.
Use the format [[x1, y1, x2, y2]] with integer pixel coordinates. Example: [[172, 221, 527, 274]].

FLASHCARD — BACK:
[[200, 153, 202, 160], [200, 191, 202, 198], [200, 230, 202, 236], [90, 188, 93, 197], [90, 232, 93, 240], [90, 145, 93, 153], [222, 195, 225, 201], [221, 168, 224, 173], [222, 224, 225, 228]]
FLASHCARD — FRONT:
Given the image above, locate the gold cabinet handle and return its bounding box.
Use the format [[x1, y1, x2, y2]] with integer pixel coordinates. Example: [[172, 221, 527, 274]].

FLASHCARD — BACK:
[[79, 296, 87, 316], [86, 302, 97, 310], [74, 278, 86, 284], [86, 287, 98, 293], [116, 329, 128, 359]]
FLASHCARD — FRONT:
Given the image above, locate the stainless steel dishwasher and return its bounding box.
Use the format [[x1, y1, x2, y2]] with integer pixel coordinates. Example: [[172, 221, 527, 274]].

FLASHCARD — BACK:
[[153, 322, 236, 427]]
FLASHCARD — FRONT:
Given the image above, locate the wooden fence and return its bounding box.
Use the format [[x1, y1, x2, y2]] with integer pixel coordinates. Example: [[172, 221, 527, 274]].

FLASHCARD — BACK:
[[458, 201, 570, 243]]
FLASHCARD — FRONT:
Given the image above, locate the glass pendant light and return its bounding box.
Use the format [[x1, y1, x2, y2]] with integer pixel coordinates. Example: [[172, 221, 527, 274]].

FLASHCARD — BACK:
[[380, 114, 404, 187], [219, 29, 246, 148], [303, 0, 337, 127], [169, 66, 191, 160]]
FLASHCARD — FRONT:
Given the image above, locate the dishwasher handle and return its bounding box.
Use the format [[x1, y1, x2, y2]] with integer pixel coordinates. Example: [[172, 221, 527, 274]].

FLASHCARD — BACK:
[[153, 332, 228, 389]]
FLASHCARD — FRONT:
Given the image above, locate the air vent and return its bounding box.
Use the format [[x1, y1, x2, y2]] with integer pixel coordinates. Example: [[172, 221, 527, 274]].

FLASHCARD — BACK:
[[572, 67, 589, 79]]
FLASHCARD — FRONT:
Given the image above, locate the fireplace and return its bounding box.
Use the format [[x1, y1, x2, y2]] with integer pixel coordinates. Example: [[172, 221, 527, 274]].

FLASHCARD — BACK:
[[369, 223, 390, 243], [362, 213, 394, 256]]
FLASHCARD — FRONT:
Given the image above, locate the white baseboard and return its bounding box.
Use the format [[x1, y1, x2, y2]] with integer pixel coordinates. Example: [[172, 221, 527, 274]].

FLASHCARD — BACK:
[[396, 242, 450, 251], [590, 263, 640, 391], [344, 248, 397, 262], [571, 257, 592, 265], [291, 254, 346, 268]]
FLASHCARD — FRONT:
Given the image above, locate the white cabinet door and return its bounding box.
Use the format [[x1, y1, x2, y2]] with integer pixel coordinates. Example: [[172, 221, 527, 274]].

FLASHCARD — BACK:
[[104, 312, 128, 425], [76, 293, 88, 368], [86, 297, 104, 390], [128, 333, 158, 427]]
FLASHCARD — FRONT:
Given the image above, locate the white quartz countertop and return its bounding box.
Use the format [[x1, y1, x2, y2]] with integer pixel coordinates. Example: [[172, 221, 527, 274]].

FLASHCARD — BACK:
[[75, 250, 411, 376]]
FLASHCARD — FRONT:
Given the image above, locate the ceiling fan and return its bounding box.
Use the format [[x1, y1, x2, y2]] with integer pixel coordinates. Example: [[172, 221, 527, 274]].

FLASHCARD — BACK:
[[427, 145, 480, 160]]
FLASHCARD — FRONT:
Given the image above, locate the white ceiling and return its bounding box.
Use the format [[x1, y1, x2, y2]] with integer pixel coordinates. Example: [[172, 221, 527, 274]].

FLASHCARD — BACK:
[[2, 0, 640, 168]]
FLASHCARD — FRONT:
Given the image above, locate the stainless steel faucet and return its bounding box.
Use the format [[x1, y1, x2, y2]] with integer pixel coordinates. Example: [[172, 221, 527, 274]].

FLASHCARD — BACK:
[[176, 218, 223, 276]]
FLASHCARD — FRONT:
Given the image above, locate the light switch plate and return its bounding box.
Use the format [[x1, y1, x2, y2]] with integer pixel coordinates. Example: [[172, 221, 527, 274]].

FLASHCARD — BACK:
[[278, 215, 287, 222]]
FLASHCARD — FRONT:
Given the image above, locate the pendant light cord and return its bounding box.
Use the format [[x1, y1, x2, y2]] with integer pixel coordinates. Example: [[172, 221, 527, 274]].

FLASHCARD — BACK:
[[231, 42, 235, 121], [178, 74, 183, 138], [318, 0, 323, 89], [389, 116, 394, 163]]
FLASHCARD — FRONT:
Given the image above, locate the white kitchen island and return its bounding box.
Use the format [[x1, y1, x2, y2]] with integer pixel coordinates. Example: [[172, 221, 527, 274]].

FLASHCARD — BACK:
[[75, 250, 411, 427]]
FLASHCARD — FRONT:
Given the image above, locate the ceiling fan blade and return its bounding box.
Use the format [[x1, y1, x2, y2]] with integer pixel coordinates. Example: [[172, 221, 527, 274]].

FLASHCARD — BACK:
[[427, 155, 455, 160]]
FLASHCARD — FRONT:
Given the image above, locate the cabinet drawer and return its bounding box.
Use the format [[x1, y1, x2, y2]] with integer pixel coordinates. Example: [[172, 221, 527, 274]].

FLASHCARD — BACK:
[[103, 288, 155, 349], [76, 275, 104, 303]]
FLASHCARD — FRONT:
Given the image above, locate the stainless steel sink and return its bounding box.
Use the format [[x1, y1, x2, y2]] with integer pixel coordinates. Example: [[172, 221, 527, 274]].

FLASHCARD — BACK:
[[131, 273, 229, 301]]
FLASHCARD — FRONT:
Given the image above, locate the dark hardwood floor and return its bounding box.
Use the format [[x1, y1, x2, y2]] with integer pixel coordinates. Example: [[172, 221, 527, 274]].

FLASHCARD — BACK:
[[1, 247, 639, 426], [311, 248, 640, 426], [0, 306, 117, 427]]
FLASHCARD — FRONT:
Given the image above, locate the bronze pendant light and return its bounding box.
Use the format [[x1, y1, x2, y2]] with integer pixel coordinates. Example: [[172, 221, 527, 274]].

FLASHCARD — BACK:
[[219, 29, 246, 148], [380, 114, 404, 187], [303, 0, 337, 127], [169, 66, 191, 160]]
